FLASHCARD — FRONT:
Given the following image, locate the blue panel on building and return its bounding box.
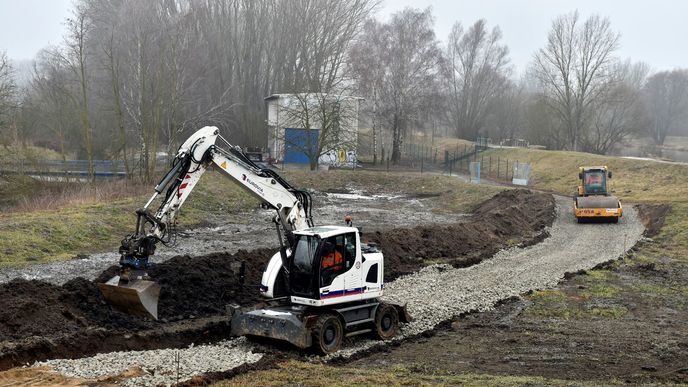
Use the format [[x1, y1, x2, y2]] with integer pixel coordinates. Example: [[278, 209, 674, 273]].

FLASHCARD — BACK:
[[284, 128, 319, 164]]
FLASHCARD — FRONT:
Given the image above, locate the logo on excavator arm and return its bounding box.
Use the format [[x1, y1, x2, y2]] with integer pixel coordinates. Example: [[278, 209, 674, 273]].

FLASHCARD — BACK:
[[220, 161, 227, 169], [241, 174, 265, 196]]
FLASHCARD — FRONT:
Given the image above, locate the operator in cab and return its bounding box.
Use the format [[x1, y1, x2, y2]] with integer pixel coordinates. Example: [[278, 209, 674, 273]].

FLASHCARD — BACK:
[[321, 241, 343, 269]]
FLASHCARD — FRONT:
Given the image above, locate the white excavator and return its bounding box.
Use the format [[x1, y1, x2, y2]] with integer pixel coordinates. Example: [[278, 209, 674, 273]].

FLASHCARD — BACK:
[[98, 126, 410, 354]]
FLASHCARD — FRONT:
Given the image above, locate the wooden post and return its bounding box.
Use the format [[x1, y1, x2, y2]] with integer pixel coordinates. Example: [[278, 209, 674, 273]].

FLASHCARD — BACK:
[[497, 157, 500, 178], [489, 156, 492, 177], [506, 159, 509, 181]]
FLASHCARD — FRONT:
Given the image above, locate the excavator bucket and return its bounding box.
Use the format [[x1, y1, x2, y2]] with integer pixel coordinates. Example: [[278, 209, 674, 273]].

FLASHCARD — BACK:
[[97, 275, 161, 320]]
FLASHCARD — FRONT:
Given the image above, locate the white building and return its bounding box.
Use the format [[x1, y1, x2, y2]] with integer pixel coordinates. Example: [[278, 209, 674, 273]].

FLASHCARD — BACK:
[[265, 93, 363, 167]]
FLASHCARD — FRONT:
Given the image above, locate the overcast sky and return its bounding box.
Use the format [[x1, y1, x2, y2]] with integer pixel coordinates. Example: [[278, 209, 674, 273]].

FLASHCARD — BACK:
[[1, 0, 687, 75]]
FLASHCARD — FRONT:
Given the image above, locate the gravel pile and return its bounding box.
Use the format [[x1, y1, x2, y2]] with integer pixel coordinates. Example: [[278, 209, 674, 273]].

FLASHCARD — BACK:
[[37, 338, 261, 386], [36, 196, 644, 385]]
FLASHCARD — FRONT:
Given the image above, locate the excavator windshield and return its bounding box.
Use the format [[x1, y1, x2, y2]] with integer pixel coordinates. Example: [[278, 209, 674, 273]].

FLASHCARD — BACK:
[[583, 171, 607, 195], [292, 235, 319, 273]]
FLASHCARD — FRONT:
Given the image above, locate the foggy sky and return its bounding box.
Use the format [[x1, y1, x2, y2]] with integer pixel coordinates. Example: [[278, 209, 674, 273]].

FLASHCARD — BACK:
[[380, 0, 688, 75], [0, 0, 72, 60], [1, 0, 687, 75]]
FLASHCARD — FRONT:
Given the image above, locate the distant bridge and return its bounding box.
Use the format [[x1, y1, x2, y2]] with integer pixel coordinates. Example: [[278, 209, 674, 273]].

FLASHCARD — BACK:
[[0, 160, 128, 179]]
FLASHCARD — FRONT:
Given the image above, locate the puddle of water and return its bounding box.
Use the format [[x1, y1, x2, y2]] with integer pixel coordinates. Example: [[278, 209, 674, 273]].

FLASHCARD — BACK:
[[325, 191, 404, 201]]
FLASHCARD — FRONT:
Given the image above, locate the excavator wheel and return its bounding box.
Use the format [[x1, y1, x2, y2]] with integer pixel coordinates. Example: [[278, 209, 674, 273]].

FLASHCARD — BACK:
[[373, 303, 399, 340], [312, 314, 343, 354]]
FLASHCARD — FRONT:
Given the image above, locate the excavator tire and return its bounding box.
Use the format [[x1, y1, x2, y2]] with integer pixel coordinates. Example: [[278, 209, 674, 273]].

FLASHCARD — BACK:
[[373, 303, 399, 340], [312, 314, 343, 354]]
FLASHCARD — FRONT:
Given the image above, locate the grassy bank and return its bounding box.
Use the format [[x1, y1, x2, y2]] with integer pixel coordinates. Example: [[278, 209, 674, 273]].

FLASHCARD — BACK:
[[481, 147, 687, 203], [0, 170, 503, 268], [218, 360, 595, 387]]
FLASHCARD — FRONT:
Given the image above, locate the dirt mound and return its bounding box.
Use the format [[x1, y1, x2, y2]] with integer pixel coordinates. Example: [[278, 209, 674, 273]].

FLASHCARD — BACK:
[[0, 279, 88, 340], [636, 204, 671, 237], [150, 248, 273, 320], [0, 249, 273, 343], [367, 189, 555, 280]]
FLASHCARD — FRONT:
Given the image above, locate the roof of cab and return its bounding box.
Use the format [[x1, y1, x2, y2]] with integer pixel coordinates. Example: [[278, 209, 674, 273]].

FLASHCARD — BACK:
[[294, 226, 358, 238]]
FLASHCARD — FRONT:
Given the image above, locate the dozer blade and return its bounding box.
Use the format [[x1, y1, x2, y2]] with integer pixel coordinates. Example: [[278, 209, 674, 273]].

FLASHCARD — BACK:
[[97, 275, 161, 320]]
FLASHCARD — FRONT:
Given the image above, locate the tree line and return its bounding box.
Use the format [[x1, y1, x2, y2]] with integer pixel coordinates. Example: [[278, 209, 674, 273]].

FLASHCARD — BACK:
[[0, 2, 687, 179]]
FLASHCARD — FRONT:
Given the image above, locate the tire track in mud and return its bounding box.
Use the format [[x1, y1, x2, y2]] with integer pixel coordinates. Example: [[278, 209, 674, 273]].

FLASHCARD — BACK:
[[27, 195, 644, 386]]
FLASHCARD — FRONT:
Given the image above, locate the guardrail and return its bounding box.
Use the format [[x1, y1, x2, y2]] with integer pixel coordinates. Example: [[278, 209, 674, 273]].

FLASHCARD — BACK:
[[0, 160, 128, 178]]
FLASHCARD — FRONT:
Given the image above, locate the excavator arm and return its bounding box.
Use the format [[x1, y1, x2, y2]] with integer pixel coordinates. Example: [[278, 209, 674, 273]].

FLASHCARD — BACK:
[[99, 126, 314, 319]]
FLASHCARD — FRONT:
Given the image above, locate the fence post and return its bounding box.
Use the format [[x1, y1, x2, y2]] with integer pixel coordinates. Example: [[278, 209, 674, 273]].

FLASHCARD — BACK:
[[497, 157, 500, 178], [506, 159, 509, 182], [386, 156, 390, 172]]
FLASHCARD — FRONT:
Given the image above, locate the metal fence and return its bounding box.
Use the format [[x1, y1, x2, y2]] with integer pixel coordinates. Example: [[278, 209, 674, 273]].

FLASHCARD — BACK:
[[512, 161, 531, 186], [446, 152, 531, 186]]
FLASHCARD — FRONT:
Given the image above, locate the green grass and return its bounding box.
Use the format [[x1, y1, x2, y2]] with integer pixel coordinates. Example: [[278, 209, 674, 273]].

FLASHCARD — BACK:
[[0, 173, 256, 267], [481, 147, 688, 204], [219, 360, 602, 387]]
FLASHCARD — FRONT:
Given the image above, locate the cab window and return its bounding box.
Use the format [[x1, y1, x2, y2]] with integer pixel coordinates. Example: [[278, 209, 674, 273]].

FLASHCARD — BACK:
[[320, 233, 357, 287], [584, 171, 606, 194]]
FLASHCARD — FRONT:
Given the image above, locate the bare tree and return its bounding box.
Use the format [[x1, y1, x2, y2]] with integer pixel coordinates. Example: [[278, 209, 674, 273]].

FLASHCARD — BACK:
[[444, 19, 510, 140], [532, 11, 620, 151], [486, 79, 524, 143], [350, 8, 441, 164], [642, 69, 688, 146], [0, 50, 17, 139], [584, 60, 649, 154], [65, 4, 96, 180], [523, 95, 566, 150], [16, 0, 377, 175], [26, 48, 82, 160]]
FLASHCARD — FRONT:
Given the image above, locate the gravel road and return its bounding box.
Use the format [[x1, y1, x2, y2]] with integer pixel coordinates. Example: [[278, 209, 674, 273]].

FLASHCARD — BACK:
[[0, 190, 461, 286], [36, 195, 645, 385]]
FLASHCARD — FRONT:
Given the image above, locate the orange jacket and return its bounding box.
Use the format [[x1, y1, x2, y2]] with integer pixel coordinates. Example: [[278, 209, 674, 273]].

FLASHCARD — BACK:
[[321, 250, 343, 268]]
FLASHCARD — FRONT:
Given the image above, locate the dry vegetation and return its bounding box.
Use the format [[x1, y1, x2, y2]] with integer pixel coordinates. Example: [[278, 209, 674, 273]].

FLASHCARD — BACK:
[[218, 360, 590, 387], [0, 169, 503, 268], [482, 147, 688, 203]]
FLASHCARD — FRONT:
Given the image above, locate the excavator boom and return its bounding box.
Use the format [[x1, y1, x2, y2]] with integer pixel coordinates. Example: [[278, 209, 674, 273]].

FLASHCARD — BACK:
[[99, 126, 313, 319]]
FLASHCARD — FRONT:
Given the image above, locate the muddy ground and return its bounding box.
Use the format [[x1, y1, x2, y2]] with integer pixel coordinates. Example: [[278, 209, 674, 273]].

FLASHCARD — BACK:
[[352, 204, 687, 385], [0, 189, 553, 370]]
